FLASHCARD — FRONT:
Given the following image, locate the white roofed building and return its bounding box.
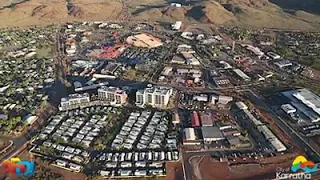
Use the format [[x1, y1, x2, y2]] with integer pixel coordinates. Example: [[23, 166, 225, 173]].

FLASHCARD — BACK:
[[281, 88, 320, 123], [172, 21, 182, 30], [235, 101, 248, 110], [136, 86, 173, 108], [281, 104, 297, 114], [60, 93, 90, 111], [184, 128, 196, 141], [233, 69, 251, 81]]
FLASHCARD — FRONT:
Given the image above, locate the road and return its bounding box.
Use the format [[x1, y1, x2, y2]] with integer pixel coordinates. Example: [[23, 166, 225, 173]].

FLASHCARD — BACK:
[[242, 89, 320, 162], [0, 135, 28, 163]]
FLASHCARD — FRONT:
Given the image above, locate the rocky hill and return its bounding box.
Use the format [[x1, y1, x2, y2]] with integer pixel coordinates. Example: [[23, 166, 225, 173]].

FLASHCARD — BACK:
[[0, 0, 319, 30]]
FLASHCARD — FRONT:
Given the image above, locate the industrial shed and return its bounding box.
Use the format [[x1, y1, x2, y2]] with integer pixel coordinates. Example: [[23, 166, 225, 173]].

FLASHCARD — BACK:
[[233, 69, 251, 81], [269, 138, 287, 152], [184, 128, 196, 141], [201, 126, 224, 142]]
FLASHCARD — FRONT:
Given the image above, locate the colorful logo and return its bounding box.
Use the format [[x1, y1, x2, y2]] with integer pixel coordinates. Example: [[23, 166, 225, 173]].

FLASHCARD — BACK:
[[1, 156, 35, 177], [291, 156, 318, 174]]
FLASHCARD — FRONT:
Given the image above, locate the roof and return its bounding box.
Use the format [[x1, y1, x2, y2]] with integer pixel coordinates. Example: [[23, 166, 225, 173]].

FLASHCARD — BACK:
[[243, 109, 264, 126], [257, 125, 276, 140], [98, 86, 126, 94], [235, 101, 248, 110], [61, 93, 89, 102], [274, 60, 292, 68], [191, 111, 200, 127], [126, 33, 163, 48], [199, 112, 214, 126], [227, 136, 241, 146], [144, 86, 172, 95], [281, 104, 296, 113], [184, 128, 196, 141], [282, 88, 320, 122], [201, 126, 224, 139], [233, 69, 251, 81], [269, 138, 286, 152]]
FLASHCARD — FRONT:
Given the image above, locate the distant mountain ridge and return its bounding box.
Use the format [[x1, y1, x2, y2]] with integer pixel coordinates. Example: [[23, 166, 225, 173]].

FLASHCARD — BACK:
[[0, 0, 319, 30]]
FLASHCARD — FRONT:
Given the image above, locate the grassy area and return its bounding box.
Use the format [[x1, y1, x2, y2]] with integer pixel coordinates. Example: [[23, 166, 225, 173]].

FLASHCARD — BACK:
[[92, 108, 126, 150], [20, 165, 63, 180], [36, 47, 53, 58], [123, 69, 146, 81]]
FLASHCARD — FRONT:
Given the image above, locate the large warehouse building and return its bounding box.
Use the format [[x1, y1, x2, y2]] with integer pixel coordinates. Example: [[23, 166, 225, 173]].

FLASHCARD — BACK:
[[201, 127, 225, 142], [281, 88, 320, 123]]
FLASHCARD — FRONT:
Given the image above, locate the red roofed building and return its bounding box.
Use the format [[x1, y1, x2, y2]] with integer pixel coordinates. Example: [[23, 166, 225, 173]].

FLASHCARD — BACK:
[[191, 111, 200, 127]]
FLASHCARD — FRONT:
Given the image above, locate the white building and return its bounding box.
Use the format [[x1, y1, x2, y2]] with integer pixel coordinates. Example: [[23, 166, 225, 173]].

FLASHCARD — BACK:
[[193, 94, 208, 102], [233, 69, 251, 81], [282, 88, 320, 123], [184, 128, 196, 141], [218, 95, 233, 105], [98, 86, 127, 105], [170, 3, 182, 7], [181, 32, 194, 40], [274, 60, 293, 69], [281, 104, 297, 114], [60, 93, 90, 111], [172, 21, 182, 30], [136, 86, 173, 108], [267, 52, 281, 60], [235, 101, 248, 110], [245, 44, 264, 57]]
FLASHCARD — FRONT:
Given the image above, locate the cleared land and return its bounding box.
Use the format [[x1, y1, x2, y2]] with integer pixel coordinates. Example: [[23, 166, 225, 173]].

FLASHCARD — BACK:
[[190, 153, 299, 180]]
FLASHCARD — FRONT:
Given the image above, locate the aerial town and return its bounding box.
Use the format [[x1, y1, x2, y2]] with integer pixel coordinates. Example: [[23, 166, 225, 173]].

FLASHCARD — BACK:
[[0, 9, 320, 180]]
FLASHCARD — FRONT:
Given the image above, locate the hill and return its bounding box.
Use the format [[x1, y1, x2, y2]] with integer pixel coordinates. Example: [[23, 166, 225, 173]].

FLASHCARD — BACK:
[[0, 0, 319, 30]]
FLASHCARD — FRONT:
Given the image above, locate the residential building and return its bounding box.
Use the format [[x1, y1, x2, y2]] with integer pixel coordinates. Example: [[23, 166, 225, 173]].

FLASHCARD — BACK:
[[98, 86, 127, 105], [60, 93, 90, 111], [136, 86, 173, 108]]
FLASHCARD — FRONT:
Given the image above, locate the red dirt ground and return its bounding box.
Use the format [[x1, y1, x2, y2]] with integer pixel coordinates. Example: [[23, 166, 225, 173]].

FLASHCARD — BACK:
[[166, 161, 184, 180], [36, 159, 87, 180], [192, 153, 299, 180]]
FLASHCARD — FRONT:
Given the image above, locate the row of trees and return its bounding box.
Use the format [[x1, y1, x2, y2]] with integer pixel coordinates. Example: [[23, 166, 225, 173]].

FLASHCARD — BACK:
[[20, 165, 63, 180]]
